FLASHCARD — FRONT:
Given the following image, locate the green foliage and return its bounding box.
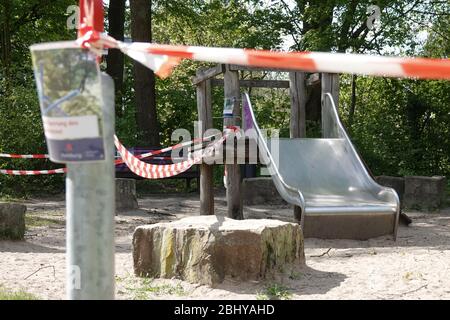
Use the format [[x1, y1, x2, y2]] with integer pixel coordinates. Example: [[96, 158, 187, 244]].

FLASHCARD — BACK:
[[124, 278, 187, 300], [0, 1, 74, 196], [150, 0, 286, 145], [276, 0, 448, 54], [340, 75, 450, 177], [339, 11, 450, 177], [257, 283, 292, 300], [0, 0, 448, 197], [0, 84, 64, 196]]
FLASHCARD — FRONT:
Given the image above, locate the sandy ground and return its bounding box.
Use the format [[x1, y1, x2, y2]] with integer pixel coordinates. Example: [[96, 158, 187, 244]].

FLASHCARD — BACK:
[[1, 192, 450, 300]]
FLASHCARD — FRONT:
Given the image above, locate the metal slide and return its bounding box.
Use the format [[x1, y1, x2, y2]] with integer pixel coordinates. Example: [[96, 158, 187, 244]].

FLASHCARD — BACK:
[[242, 93, 400, 239]]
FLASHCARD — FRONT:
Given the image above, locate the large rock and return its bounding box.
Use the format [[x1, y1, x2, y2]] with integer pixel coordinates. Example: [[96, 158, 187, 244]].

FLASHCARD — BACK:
[[133, 216, 305, 286], [404, 176, 447, 210], [116, 178, 138, 211], [0, 203, 26, 240], [242, 177, 286, 205], [376, 176, 405, 203]]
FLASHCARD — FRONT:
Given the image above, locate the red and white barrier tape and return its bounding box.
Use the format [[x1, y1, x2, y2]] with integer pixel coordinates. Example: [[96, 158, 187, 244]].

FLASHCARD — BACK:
[[0, 168, 67, 175], [0, 153, 49, 159], [0, 129, 238, 176], [115, 137, 197, 179], [115, 128, 238, 179], [77, 30, 450, 80], [0, 153, 62, 175], [113, 132, 222, 165]]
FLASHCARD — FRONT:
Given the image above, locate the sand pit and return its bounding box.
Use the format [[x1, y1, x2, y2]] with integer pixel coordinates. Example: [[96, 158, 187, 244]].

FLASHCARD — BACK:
[[0, 193, 449, 300]]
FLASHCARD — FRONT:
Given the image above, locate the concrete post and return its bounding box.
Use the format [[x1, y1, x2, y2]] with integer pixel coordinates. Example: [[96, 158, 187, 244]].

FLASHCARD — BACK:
[[66, 74, 115, 300]]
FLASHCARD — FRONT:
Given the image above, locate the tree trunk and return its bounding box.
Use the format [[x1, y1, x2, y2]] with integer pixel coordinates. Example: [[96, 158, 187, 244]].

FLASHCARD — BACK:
[[130, 0, 159, 147], [106, 0, 125, 117], [0, 0, 12, 86]]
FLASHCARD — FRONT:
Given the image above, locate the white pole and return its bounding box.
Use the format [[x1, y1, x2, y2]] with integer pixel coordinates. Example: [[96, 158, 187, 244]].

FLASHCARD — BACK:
[[66, 74, 115, 300]]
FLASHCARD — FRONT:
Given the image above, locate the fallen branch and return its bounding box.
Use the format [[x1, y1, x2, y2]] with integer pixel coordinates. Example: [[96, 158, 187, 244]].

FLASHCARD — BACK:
[[24, 265, 55, 280], [400, 284, 428, 296], [310, 248, 332, 258]]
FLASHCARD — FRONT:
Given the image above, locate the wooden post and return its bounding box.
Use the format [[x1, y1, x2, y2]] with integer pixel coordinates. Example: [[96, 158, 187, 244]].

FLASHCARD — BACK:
[[332, 73, 340, 108], [321, 73, 340, 138], [289, 72, 306, 138], [322, 73, 339, 107], [223, 65, 243, 220], [289, 72, 306, 223], [196, 69, 214, 215]]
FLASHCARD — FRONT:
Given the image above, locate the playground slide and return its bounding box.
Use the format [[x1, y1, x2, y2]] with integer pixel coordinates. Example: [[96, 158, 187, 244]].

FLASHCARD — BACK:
[[242, 93, 400, 240]]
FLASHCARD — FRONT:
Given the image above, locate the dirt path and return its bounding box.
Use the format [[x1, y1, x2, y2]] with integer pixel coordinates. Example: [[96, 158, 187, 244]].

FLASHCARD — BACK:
[[1, 193, 449, 300]]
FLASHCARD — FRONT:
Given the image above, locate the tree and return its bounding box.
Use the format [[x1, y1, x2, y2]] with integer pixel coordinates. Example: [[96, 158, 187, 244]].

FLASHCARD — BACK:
[[130, 0, 159, 146], [0, 0, 74, 196], [106, 0, 126, 117], [0, 0, 12, 85]]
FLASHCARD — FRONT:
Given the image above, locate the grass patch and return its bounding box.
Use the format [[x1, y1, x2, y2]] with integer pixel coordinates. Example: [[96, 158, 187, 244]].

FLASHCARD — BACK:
[[25, 214, 64, 229], [0, 195, 23, 202], [256, 283, 292, 300], [0, 285, 39, 300], [126, 278, 187, 300]]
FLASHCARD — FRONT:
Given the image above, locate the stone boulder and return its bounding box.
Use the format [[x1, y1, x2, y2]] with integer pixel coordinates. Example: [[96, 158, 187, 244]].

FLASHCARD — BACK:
[[116, 178, 138, 211], [404, 176, 447, 210], [242, 177, 287, 205], [0, 203, 27, 240], [133, 216, 305, 286]]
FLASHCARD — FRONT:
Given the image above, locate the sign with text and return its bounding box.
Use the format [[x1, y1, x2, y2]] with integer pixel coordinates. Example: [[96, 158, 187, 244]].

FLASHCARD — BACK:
[[30, 41, 105, 163]]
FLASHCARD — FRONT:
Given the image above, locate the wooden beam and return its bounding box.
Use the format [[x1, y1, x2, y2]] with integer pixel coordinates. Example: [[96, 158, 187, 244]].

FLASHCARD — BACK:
[[212, 79, 290, 88], [196, 69, 214, 215], [192, 64, 224, 85], [223, 65, 243, 220], [229, 64, 293, 72]]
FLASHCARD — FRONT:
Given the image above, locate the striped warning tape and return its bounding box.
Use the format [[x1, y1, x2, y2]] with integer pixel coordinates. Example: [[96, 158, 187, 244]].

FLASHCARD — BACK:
[[0, 152, 62, 175], [76, 30, 450, 80], [0, 137, 206, 163], [115, 127, 238, 179], [113, 132, 223, 165], [115, 136, 197, 179], [0, 153, 49, 159], [0, 168, 67, 175], [0, 130, 237, 176]]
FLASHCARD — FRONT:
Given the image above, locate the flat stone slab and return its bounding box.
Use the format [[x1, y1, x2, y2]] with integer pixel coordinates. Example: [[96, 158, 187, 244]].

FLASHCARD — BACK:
[[133, 216, 305, 286], [0, 203, 27, 240]]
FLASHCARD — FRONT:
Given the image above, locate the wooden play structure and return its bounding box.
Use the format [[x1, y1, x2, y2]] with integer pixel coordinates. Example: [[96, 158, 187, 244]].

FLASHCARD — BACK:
[[192, 65, 339, 219], [193, 65, 400, 240]]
